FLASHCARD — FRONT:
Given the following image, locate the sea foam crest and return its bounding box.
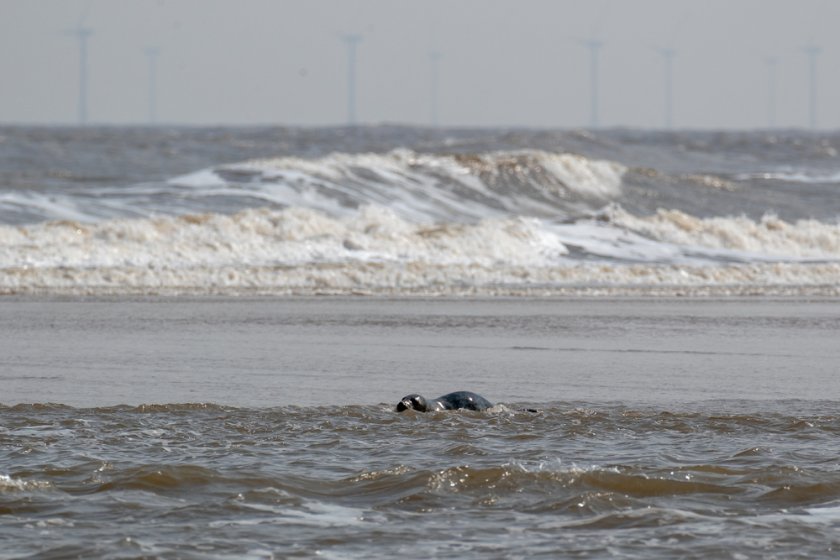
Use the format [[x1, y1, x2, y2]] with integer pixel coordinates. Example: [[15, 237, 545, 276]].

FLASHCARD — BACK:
[[0, 473, 51, 491], [0, 150, 627, 226], [205, 149, 627, 222], [608, 207, 840, 260], [0, 206, 568, 270], [2, 204, 840, 278]]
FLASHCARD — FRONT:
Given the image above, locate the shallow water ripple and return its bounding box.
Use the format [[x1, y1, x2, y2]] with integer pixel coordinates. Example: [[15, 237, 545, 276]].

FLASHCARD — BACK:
[[2, 401, 840, 558]]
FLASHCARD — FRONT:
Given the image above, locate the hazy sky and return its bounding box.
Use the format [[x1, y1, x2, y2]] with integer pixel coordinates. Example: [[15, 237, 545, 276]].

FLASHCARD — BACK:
[[2, 0, 837, 128]]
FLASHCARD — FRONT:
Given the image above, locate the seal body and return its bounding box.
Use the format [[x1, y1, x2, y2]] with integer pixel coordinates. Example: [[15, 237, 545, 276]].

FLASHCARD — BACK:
[[396, 391, 493, 412]]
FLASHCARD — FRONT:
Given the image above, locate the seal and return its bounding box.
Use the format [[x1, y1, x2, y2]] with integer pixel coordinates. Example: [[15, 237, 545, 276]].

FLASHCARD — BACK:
[[395, 391, 493, 412]]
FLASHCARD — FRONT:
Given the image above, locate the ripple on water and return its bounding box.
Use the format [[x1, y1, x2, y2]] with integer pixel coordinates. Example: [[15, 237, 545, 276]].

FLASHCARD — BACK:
[[2, 401, 840, 557]]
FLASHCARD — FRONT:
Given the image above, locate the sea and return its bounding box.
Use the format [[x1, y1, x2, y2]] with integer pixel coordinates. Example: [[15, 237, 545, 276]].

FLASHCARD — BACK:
[[2, 126, 840, 296], [1, 126, 840, 558]]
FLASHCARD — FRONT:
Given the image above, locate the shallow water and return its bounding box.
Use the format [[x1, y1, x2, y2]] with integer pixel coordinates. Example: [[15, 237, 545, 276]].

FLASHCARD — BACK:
[[2, 297, 840, 558], [2, 297, 839, 406], [4, 401, 840, 559]]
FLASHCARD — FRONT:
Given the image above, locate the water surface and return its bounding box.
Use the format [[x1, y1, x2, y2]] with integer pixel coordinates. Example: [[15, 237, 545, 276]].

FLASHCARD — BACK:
[[2, 297, 840, 558]]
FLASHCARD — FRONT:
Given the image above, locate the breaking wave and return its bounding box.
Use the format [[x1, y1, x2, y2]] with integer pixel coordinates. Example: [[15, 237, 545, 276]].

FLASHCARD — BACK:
[[605, 206, 840, 260], [0, 149, 625, 225], [1, 146, 838, 295], [0, 205, 839, 295], [0, 206, 568, 269]]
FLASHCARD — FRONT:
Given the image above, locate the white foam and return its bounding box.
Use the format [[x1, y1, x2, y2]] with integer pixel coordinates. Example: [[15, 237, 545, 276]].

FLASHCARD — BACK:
[[737, 169, 840, 184], [2, 204, 839, 296], [0, 206, 569, 270], [550, 220, 687, 262], [539, 152, 625, 199], [0, 149, 626, 227], [2, 256, 839, 298], [607, 207, 840, 260], [231, 148, 626, 222], [167, 169, 227, 188], [0, 474, 51, 491]]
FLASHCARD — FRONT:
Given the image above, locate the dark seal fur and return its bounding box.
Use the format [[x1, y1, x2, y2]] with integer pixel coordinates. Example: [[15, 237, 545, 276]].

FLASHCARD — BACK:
[[395, 391, 493, 412]]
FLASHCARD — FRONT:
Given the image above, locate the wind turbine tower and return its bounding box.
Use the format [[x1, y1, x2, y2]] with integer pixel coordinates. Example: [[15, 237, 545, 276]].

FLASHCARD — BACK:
[[429, 51, 442, 127], [342, 34, 362, 126], [144, 47, 159, 124], [69, 25, 93, 124], [765, 56, 778, 128], [657, 47, 676, 129], [582, 39, 604, 128], [804, 45, 820, 129]]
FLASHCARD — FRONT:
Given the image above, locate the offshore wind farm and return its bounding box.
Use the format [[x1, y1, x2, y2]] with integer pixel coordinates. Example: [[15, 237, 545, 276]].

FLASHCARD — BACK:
[[2, 0, 836, 129]]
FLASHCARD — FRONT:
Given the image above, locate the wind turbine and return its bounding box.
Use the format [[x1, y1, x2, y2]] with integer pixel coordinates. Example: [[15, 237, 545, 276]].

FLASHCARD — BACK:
[[144, 47, 160, 124], [764, 56, 778, 128], [581, 38, 604, 128], [655, 47, 676, 129], [428, 51, 442, 127], [803, 45, 820, 129], [342, 34, 362, 126], [66, 23, 93, 124]]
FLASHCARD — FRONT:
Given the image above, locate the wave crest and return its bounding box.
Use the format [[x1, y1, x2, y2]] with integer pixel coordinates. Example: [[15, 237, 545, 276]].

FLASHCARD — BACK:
[[2, 204, 840, 295], [608, 207, 840, 259], [231, 148, 625, 219], [0, 206, 568, 270]]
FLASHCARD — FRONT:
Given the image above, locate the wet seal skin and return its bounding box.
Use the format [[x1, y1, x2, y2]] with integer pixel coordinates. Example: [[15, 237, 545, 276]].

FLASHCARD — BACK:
[[395, 391, 540, 413], [395, 391, 493, 412]]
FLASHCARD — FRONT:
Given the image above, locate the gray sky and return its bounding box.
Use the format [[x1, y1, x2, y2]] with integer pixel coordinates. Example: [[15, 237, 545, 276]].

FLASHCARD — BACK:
[[1, 0, 837, 128]]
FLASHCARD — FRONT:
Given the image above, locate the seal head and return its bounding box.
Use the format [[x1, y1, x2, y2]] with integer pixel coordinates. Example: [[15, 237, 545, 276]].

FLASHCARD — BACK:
[[396, 394, 429, 412]]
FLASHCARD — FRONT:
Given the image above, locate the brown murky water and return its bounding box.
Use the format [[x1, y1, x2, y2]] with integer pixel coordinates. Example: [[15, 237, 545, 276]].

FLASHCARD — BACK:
[[2, 297, 840, 558]]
